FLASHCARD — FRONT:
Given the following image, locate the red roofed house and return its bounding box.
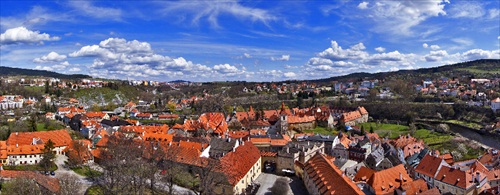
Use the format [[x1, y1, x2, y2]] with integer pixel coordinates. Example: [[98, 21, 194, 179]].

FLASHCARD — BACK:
[[303, 153, 364, 195], [6, 130, 72, 165], [434, 166, 489, 195], [218, 141, 262, 194], [414, 154, 450, 188]]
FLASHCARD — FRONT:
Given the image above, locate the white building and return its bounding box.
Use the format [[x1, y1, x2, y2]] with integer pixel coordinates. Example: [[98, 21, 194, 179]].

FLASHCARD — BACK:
[[492, 97, 500, 112]]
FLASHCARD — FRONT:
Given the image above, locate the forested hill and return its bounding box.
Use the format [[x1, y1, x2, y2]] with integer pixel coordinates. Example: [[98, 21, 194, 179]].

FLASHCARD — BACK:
[[308, 59, 500, 83], [0, 66, 91, 79]]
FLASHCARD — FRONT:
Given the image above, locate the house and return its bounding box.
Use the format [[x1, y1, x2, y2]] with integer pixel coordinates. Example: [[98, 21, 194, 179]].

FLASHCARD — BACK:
[[217, 141, 262, 195], [0, 170, 61, 194], [303, 153, 364, 195], [6, 130, 72, 156], [198, 112, 228, 135], [434, 166, 489, 195], [331, 132, 352, 159], [135, 113, 152, 120], [487, 169, 500, 188], [277, 141, 324, 175], [414, 154, 450, 188], [394, 178, 429, 195]]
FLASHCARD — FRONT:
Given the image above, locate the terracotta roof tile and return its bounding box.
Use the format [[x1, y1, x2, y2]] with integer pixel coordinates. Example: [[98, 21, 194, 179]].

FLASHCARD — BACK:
[[6, 130, 72, 148], [399, 178, 429, 195], [367, 164, 412, 194], [353, 166, 376, 182], [435, 166, 482, 189], [419, 187, 440, 195], [287, 116, 315, 124], [0, 170, 61, 193], [219, 141, 261, 186], [304, 153, 363, 195], [415, 154, 446, 178], [198, 112, 228, 134]]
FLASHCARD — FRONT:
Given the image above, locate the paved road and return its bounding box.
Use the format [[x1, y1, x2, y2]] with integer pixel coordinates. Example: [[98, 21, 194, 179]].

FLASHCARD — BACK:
[[254, 173, 308, 195], [54, 155, 93, 194]]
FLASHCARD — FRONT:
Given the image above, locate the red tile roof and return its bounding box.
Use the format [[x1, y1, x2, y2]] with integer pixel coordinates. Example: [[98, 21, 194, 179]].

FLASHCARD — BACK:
[[358, 106, 368, 115], [260, 151, 277, 157], [228, 131, 249, 139], [158, 114, 179, 119], [415, 154, 446, 178], [367, 164, 412, 195], [6, 144, 44, 155], [305, 153, 364, 195], [399, 178, 429, 195], [85, 112, 107, 119], [0, 170, 61, 193], [435, 166, 482, 189], [419, 187, 440, 195], [287, 116, 315, 124], [6, 130, 72, 148], [198, 112, 228, 134], [353, 166, 376, 182], [219, 141, 261, 186]]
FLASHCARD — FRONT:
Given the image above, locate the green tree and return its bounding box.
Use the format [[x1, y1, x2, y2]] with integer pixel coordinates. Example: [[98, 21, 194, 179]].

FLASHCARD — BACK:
[[44, 80, 50, 94], [360, 126, 365, 135], [369, 125, 374, 133], [40, 139, 55, 172]]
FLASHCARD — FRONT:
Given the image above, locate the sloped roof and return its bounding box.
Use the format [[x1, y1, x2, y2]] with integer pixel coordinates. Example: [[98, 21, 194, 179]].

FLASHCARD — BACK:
[[219, 141, 261, 186], [6, 130, 72, 148], [0, 170, 61, 193], [399, 178, 429, 195], [353, 166, 376, 182], [7, 144, 44, 155], [287, 116, 315, 124], [198, 112, 228, 134], [435, 166, 480, 189], [415, 154, 446, 178], [367, 164, 412, 194], [304, 153, 363, 195]]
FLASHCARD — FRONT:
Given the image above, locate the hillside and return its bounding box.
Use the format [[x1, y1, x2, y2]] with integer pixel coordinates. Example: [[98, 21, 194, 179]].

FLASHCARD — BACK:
[[0, 66, 91, 79], [309, 59, 500, 83]]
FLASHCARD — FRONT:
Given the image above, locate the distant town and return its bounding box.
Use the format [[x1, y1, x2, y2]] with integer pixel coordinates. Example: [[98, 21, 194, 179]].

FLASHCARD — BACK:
[[0, 59, 499, 195]]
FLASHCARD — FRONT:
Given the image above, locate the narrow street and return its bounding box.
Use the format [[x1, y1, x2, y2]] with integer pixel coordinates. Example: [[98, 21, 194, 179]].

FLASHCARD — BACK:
[[54, 155, 93, 194]]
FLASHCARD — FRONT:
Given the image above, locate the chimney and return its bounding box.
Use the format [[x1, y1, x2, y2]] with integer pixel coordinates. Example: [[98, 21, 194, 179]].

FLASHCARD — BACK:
[[287, 147, 290, 153], [476, 172, 481, 182], [16, 143, 18, 148]]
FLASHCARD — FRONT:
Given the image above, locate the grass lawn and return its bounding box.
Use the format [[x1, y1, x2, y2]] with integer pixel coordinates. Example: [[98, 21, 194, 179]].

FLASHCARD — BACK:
[[71, 166, 103, 177], [359, 122, 410, 139], [445, 120, 482, 129], [303, 126, 337, 135], [413, 129, 453, 149], [4, 162, 57, 172], [36, 122, 65, 132]]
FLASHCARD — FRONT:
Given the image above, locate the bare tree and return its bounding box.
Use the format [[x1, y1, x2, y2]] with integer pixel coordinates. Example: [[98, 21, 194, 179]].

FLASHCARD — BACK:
[[195, 158, 227, 195], [1, 178, 42, 195], [66, 140, 89, 168], [59, 173, 82, 195]]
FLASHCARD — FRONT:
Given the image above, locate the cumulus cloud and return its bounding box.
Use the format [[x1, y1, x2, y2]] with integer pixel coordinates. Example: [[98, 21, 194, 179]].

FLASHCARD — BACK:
[[423, 43, 440, 50], [213, 64, 241, 74], [375, 47, 385, 52], [0, 26, 60, 44], [68, 67, 81, 72], [359, 0, 448, 35], [34, 61, 71, 71], [33, 52, 67, 63], [284, 72, 296, 78], [460, 49, 500, 61], [69, 37, 218, 80], [424, 50, 449, 62], [160, 0, 276, 28], [306, 40, 419, 75], [489, 9, 500, 19], [271, 54, 290, 61], [357, 2, 369, 9]]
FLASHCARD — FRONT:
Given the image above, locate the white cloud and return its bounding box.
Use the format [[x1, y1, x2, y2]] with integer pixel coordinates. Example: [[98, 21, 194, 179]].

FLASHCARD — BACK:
[[423, 43, 429, 48], [430, 45, 440, 50], [69, 38, 215, 80], [449, 2, 485, 18], [0, 26, 60, 44], [160, 0, 276, 28], [33, 51, 67, 63], [317, 41, 368, 61], [67, 1, 122, 21], [271, 54, 290, 61], [68, 67, 81, 72], [34, 61, 71, 71], [213, 64, 240, 74], [360, 0, 448, 35], [460, 49, 500, 61], [0, 6, 73, 30], [357, 2, 369, 9], [375, 47, 385, 52], [243, 53, 252, 58], [489, 9, 500, 19], [424, 50, 449, 62], [284, 72, 296, 78]]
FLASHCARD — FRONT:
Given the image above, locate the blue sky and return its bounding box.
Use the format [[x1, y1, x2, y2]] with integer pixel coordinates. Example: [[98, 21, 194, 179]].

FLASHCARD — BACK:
[[1, 0, 499, 82]]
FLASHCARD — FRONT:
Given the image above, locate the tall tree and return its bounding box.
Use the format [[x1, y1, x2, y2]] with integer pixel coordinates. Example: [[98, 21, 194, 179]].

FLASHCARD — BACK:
[[1, 178, 42, 195], [40, 139, 55, 172]]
